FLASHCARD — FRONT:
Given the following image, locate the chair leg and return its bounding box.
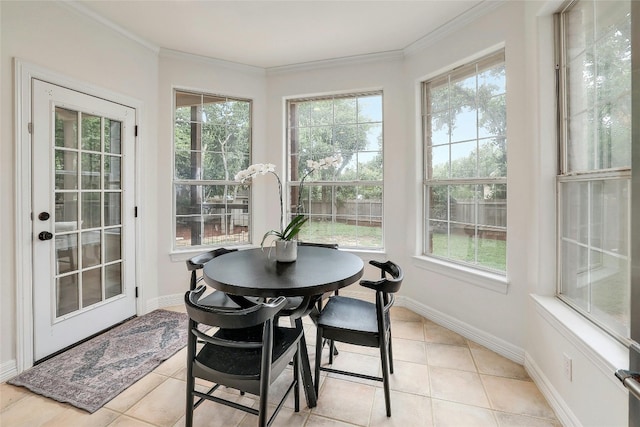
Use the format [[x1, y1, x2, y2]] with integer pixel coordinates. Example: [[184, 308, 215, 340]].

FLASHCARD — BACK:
[[294, 346, 300, 412], [388, 333, 394, 374], [379, 341, 392, 417], [314, 327, 323, 397]]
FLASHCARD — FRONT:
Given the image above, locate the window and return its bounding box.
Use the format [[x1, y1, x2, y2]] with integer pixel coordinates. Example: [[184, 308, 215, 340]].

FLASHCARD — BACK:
[[556, 0, 631, 339], [422, 51, 507, 273], [173, 90, 251, 250], [287, 92, 383, 249]]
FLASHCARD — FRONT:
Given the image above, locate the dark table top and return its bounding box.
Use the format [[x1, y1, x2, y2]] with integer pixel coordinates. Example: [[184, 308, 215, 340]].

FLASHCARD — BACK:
[[203, 246, 364, 298]]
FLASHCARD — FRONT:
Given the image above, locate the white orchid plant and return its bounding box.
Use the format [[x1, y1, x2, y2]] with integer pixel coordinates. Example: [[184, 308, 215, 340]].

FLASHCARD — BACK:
[[234, 155, 343, 248]]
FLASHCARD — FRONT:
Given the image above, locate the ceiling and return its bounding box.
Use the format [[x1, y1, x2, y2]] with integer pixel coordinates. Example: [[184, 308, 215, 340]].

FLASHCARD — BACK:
[[73, 0, 487, 69]]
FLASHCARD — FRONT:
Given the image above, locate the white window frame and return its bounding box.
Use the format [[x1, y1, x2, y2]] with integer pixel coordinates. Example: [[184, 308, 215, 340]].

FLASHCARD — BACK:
[[172, 89, 252, 251], [422, 50, 507, 275], [286, 91, 384, 250], [555, 0, 632, 342]]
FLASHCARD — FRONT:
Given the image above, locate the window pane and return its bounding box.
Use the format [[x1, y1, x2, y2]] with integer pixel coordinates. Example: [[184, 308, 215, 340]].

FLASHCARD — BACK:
[[174, 90, 252, 250], [423, 51, 506, 273], [81, 114, 101, 151], [558, 0, 631, 339], [287, 92, 383, 249]]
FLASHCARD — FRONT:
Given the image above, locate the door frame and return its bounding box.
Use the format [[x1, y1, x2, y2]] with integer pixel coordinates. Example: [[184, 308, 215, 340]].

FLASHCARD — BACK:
[[14, 59, 144, 372]]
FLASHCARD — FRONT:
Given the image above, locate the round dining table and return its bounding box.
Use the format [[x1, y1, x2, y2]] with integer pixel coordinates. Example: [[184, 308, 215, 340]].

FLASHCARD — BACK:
[[203, 245, 364, 298], [202, 245, 365, 408]]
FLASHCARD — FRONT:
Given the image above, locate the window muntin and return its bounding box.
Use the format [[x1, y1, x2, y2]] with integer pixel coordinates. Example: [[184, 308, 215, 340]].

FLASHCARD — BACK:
[[557, 0, 631, 340], [173, 90, 251, 249], [287, 92, 383, 249], [423, 51, 507, 273]]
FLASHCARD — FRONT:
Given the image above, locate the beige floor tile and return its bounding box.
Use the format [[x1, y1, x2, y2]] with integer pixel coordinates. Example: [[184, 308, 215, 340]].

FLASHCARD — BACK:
[[390, 306, 425, 322], [389, 338, 427, 365], [236, 403, 309, 427], [391, 320, 425, 341], [109, 415, 157, 426], [424, 322, 467, 346], [322, 351, 382, 384], [429, 366, 490, 408], [104, 372, 167, 413], [154, 347, 187, 377], [125, 377, 187, 426], [494, 412, 563, 427], [41, 406, 119, 427], [432, 399, 498, 427], [481, 375, 556, 419], [468, 344, 530, 381], [313, 377, 376, 425], [305, 414, 361, 426], [0, 383, 31, 411], [173, 387, 256, 427], [387, 360, 430, 396], [426, 343, 477, 372], [369, 388, 433, 427], [0, 394, 69, 427]]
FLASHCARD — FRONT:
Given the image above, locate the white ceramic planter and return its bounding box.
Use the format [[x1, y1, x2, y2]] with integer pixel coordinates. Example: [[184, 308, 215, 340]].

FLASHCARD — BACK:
[[275, 240, 297, 262]]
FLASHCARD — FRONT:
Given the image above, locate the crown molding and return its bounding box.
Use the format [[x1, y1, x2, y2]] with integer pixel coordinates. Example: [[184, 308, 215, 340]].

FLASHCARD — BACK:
[[404, 0, 507, 56], [159, 48, 266, 76], [266, 50, 404, 75], [58, 0, 160, 54]]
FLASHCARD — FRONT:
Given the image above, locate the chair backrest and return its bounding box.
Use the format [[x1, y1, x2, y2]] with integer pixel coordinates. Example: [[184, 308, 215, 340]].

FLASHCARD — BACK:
[[185, 285, 286, 330], [297, 242, 339, 249], [186, 248, 238, 289], [186, 247, 238, 272], [360, 260, 403, 294]]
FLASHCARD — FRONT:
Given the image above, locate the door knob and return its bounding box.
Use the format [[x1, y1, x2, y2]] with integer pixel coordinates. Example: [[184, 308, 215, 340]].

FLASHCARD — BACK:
[[38, 231, 53, 241], [38, 212, 50, 221]]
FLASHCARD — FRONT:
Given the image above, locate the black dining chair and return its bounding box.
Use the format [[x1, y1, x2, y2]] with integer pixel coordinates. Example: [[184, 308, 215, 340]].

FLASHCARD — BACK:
[[313, 260, 403, 417], [184, 285, 303, 427], [186, 248, 240, 308]]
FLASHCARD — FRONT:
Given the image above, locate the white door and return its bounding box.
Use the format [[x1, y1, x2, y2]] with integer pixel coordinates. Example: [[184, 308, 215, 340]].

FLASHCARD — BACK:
[[32, 79, 137, 361]]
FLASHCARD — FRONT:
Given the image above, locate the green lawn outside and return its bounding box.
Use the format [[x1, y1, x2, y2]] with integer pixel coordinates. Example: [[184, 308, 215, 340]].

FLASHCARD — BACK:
[[430, 232, 506, 272]]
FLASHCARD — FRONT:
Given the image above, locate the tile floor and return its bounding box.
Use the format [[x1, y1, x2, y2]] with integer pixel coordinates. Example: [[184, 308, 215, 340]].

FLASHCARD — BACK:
[[1, 288, 561, 427]]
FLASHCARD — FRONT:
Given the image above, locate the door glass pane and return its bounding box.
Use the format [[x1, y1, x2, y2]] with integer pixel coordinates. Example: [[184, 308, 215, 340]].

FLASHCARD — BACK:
[[82, 114, 101, 151], [105, 263, 122, 299], [82, 268, 102, 307], [55, 150, 77, 190], [55, 193, 78, 231], [55, 107, 77, 149], [82, 231, 101, 268], [81, 153, 101, 190], [105, 228, 121, 262], [82, 192, 101, 229], [104, 155, 121, 189], [104, 119, 121, 154], [55, 233, 77, 275], [57, 274, 79, 317], [105, 192, 121, 226]]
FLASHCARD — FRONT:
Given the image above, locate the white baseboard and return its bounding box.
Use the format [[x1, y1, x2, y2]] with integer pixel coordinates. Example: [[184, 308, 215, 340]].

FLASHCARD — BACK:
[[395, 295, 525, 364], [148, 293, 184, 311], [1, 359, 18, 383], [525, 352, 581, 427]]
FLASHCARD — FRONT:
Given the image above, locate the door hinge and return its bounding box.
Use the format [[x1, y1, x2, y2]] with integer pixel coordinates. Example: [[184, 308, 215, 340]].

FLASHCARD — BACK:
[[28, 122, 33, 134], [135, 125, 138, 137], [135, 287, 139, 298], [134, 206, 138, 217]]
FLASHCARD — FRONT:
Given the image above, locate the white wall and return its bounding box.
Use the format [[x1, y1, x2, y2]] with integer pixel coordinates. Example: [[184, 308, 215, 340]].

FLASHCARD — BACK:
[[403, 0, 532, 356], [155, 51, 268, 302], [0, 1, 631, 425], [0, 1, 159, 373]]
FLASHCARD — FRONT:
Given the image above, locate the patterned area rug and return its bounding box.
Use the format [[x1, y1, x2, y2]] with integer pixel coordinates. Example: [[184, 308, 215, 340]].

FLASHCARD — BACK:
[[8, 309, 189, 413]]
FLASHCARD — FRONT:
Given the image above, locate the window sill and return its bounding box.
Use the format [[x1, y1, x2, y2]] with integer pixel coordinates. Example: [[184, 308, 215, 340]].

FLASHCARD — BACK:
[[531, 294, 628, 375], [412, 255, 509, 294]]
